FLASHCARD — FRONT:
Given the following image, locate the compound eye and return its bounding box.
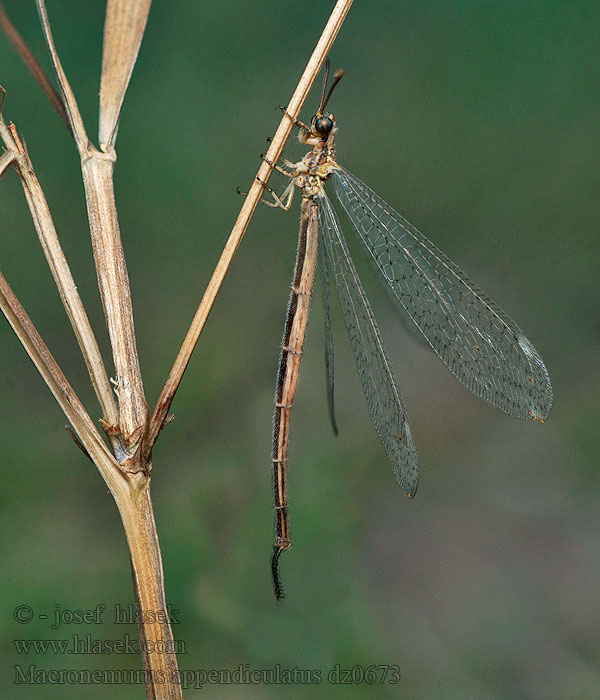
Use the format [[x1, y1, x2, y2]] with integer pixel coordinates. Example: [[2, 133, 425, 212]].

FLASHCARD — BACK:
[[314, 115, 333, 135]]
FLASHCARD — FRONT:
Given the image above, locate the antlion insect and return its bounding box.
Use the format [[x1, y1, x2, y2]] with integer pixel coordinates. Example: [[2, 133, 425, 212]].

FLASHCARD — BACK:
[[255, 59, 552, 600]]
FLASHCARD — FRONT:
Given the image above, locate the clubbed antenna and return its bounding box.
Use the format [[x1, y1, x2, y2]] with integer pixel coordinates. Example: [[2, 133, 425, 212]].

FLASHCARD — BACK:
[[321, 68, 344, 113], [318, 56, 332, 115]]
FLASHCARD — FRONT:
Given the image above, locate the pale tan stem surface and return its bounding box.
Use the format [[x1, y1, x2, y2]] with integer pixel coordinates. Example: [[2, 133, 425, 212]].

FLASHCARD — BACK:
[[0, 264, 178, 697], [100, 0, 153, 150], [0, 116, 119, 430], [0, 148, 14, 176], [35, 0, 149, 454], [147, 0, 354, 452], [3, 5, 177, 697], [81, 154, 149, 457], [117, 478, 183, 700]]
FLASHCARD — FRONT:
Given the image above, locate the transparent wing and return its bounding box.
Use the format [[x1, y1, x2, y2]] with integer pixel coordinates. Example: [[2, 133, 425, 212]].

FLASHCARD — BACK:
[[318, 191, 419, 496], [333, 167, 553, 421], [318, 236, 338, 435]]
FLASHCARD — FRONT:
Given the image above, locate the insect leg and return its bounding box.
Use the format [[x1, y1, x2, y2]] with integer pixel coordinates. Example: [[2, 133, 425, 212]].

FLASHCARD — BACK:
[[256, 178, 296, 210], [278, 105, 311, 133], [260, 153, 300, 178]]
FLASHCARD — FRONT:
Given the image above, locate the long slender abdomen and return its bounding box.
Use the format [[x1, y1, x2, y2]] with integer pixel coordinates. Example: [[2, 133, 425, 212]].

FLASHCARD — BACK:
[[271, 196, 319, 599]]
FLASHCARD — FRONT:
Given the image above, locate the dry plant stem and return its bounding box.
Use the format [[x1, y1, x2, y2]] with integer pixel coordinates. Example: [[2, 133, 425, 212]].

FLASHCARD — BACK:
[[0, 255, 179, 697], [120, 484, 182, 700], [35, 0, 87, 148], [36, 0, 149, 455], [2, 4, 178, 697], [0, 2, 70, 131], [0, 270, 122, 494], [147, 0, 354, 452], [65, 425, 95, 463], [99, 0, 153, 150], [0, 116, 119, 432], [0, 149, 14, 176], [115, 479, 183, 700], [81, 152, 149, 458]]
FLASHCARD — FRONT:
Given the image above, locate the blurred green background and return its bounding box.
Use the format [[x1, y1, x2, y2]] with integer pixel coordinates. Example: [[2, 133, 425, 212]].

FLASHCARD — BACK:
[[1, 1, 598, 698]]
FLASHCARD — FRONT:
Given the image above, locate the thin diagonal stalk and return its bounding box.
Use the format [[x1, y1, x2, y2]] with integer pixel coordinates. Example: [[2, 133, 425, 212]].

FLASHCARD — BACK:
[[147, 0, 354, 453], [0, 149, 14, 176], [2, 4, 178, 697], [35, 0, 149, 456], [0, 270, 122, 494], [0, 1, 70, 131], [0, 113, 119, 433], [35, 0, 88, 149], [0, 266, 179, 699]]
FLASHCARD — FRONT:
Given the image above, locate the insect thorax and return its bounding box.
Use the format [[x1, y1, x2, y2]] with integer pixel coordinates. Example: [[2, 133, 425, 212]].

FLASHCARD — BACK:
[[296, 145, 339, 197]]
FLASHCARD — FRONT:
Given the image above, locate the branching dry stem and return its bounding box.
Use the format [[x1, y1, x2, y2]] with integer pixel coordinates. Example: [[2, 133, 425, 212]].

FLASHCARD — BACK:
[[0, 0, 354, 697], [0, 110, 119, 433], [37, 0, 149, 458]]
